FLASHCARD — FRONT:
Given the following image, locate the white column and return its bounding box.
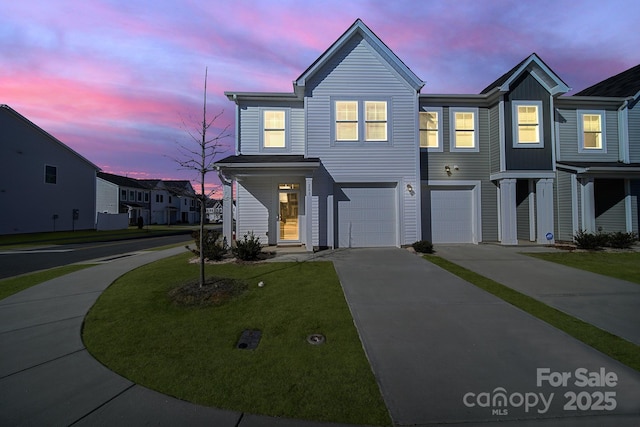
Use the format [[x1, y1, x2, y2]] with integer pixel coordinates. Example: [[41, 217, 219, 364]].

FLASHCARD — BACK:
[[536, 178, 555, 244], [499, 179, 518, 245], [222, 179, 233, 245], [305, 177, 313, 252], [625, 179, 632, 232], [581, 177, 596, 233]]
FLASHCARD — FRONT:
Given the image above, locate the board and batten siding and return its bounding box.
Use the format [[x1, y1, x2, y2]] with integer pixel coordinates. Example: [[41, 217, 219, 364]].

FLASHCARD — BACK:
[[305, 33, 420, 245], [556, 108, 620, 162], [237, 101, 305, 155], [629, 105, 640, 162]]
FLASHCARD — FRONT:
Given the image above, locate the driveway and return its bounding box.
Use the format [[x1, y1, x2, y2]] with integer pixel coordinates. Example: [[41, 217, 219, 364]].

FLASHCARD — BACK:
[[332, 248, 640, 426]]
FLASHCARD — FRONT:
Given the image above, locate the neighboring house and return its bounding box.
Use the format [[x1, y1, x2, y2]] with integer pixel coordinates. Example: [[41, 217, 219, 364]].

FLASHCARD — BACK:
[[97, 172, 151, 225], [138, 179, 199, 225], [215, 19, 640, 250], [205, 199, 236, 223], [0, 104, 99, 234]]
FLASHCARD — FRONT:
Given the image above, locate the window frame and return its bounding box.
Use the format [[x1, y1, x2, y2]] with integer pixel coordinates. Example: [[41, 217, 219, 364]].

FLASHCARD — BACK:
[[335, 101, 359, 142], [44, 164, 57, 184], [364, 101, 388, 141], [260, 108, 290, 151], [419, 108, 443, 151], [449, 107, 479, 152], [577, 110, 607, 153], [512, 100, 544, 148], [332, 98, 391, 145]]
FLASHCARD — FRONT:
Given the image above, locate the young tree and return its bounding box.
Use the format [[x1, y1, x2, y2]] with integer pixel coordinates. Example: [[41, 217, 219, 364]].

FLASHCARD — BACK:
[[174, 67, 230, 287]]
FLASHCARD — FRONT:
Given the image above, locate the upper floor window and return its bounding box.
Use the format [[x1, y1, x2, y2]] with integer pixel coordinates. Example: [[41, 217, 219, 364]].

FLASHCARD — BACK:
[[419, 109, 442, 150], [365, 101, 387, 141], [263, 110, 286, 148], [578, 110, 606, 153], [513, 101, 543, 148], [144, 193, 149, 202], [450, 108, 479, 152], [45, 165, 57, 184], [336, 101, 358, 141], [121, 189, 127, 201], [334, 100, 389, 143]]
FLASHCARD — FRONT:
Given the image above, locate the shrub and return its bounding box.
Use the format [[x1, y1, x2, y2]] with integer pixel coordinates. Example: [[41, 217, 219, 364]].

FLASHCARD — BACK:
[[573, 230, 608, 250], [412, 240, 434, 254], [607, 231, 638, 249], [232, 231, 262, 261], [190, 229, 228, 261]]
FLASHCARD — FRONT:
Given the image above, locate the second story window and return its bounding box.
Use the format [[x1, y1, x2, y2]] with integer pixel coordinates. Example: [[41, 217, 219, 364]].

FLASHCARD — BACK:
[[513, 101, 543, 147], [365, 101, 387, 141], [419, 109, 442, 150], [450, 108, 479, 152], [121, 189, 127, 201], [263, 110, 286, 148], [579, 111, 606, 152], [336, 101, 358, 141], [45, 165, 57, 184]]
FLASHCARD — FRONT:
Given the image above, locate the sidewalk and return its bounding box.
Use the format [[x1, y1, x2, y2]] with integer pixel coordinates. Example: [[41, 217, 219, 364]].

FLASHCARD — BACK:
[[434, 244, 640, 346]]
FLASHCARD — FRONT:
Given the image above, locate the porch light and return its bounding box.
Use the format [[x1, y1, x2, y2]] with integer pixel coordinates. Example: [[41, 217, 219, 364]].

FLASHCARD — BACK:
[[445, 165, 452, 176], [406, 184, 415, 196]]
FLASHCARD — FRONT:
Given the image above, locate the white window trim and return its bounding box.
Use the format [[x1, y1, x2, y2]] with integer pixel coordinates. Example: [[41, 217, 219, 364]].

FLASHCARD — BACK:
[[260, 108, 290, 151], [331, 98, 391, 145], [512, 100, 544, 148], [450, 107, 479, 152], [577, 110, 607, 153], [364, 101, 388, 142], [419, 108, 443, 152]]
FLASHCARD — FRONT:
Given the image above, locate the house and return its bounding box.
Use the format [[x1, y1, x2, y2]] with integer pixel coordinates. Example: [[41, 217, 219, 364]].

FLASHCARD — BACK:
[[163, 180, 199, 224], [205, 199, 236, 223], [97, 172, 151, 226], [0, 104, 99, 235], [215, 19, 639, 250]]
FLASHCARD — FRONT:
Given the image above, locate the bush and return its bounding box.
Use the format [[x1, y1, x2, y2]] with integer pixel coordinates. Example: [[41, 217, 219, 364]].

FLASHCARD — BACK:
[[190, 229, 228, 261], [573, 230, 607, 250], [232, 231, 262, 261], [607, 231, 638, 249], [412, 240, 434, 254]]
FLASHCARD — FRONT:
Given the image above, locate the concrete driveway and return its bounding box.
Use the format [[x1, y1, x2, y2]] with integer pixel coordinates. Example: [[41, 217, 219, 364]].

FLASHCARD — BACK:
[[332, 248, 640, 426]]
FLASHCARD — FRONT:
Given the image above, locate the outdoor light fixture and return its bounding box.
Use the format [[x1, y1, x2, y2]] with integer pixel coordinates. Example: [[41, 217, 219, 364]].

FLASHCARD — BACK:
[[445, 165, 452, 176], [406, 184, 415, 195]]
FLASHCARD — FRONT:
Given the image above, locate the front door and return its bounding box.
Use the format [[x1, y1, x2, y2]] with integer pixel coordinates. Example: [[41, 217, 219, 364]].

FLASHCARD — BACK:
[[278, 188, 299, 242]]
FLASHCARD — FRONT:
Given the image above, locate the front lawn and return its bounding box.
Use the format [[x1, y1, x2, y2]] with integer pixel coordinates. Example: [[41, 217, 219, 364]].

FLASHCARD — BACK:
[[526, 251, 640, 285], [82, 253, 391, 426]]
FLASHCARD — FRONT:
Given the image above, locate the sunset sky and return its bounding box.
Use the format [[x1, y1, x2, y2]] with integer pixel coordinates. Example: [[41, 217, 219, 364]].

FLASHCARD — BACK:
[[2, 0, 639, 195]]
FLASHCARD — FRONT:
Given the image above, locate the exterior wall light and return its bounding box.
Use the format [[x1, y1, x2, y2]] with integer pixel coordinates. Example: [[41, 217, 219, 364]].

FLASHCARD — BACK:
[[445, 165, 452, 176], [406, 183, 415, 195]]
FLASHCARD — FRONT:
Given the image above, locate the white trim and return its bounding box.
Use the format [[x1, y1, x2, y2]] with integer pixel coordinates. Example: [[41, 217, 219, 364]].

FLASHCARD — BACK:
[[625, 179, 632, 232], [618, 103, 630, 163], [512, 100, 544, 148], [419, 107, 443, 151], [424, 180, 482, 244], [497, 185, 502, 242], [449, 107, 480, 152], [499, 99, 506, 171], [528, 179, 536, 241], [577, 110, 607, 153], [550, 97, 557, 171], [490, 171, 556, 180], [571, 174, 579, 236], [260, 107, 291, 151]]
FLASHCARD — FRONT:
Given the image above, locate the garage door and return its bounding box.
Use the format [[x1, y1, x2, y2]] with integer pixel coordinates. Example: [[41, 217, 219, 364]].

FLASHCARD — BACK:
[[430, 188, 474, 243], [337, 184, 397, 247]]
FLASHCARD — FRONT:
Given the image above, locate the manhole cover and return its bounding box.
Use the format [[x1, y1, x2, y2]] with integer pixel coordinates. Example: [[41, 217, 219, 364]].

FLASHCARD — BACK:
[[306, 334, 325, 345], [237, 329, 261, 350]]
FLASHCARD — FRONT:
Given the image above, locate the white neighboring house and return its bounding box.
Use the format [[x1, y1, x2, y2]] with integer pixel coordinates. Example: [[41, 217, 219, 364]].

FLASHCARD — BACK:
[[0, 104, 99, 235], [96, 172, 151, 226], [139, 179, 199, 225], [206, 199, 235, 223]]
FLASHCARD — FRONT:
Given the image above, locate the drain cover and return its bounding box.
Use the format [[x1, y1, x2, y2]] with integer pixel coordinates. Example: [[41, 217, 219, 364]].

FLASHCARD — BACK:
[[237, 329, 261, 350], [306, 334, 325, 345]]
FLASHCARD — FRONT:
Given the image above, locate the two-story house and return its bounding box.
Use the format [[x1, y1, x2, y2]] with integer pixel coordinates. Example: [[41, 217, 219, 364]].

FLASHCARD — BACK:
[[97, 172, 151, 225], [215, 19, 639, 250]]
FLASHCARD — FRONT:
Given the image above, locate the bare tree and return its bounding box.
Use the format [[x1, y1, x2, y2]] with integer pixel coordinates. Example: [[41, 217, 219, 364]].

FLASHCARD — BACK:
[[174, 67, 230, 287]]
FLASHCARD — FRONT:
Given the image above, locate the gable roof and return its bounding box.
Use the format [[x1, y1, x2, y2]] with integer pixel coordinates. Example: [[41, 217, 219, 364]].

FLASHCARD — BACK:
[[575, 63, 640, 98], [294, 19, 424, 93], [97, 171, 147, 189], [1, 104, 100, 171], [480, 53, 570, 96]]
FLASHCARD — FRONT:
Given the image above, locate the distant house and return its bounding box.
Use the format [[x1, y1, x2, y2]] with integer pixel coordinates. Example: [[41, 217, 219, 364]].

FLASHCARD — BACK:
[[138, 179, 199, 225], [0, 104, 99, 235], [96, 172, 151, 225], [205, 199, 235, 223]]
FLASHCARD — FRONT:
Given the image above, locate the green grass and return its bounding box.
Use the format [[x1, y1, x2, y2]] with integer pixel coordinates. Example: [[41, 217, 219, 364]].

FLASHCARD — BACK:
[[0, 265, 94, 300], [526, 252, 640, 285], [83, 254, 391, 426], [424, 255, 640, 372]]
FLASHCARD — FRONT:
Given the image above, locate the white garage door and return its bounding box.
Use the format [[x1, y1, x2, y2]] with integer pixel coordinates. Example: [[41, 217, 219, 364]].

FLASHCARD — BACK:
[[337, 184, 397, 247], [431, 188, 474, 243]]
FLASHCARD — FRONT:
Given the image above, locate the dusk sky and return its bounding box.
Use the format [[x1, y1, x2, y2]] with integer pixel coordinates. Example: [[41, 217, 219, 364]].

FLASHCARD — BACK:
[[2, 0, 639, 195]]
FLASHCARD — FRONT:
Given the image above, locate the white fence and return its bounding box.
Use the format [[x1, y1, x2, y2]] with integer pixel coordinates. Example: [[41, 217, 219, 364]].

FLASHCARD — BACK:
[[96, 212, 129, 231]]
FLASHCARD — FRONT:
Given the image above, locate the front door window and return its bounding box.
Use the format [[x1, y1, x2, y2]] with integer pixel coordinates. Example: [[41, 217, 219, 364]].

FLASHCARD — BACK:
[[278, 184, 299, 241]]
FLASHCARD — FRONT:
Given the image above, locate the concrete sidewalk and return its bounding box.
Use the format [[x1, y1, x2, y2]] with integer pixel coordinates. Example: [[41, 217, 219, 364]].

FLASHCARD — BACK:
[[434, 244, 640, 346], [332, 248, 640, 426]]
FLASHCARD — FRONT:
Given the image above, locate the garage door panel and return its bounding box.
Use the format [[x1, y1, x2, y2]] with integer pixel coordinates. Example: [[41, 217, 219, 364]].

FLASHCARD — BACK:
[[337, 184, 396, 247], [430, 188, 473, 243]]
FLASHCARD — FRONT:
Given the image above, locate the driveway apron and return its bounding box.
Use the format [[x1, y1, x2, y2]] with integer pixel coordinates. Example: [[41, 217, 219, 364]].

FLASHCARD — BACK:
[[332, 248, 640, 426]]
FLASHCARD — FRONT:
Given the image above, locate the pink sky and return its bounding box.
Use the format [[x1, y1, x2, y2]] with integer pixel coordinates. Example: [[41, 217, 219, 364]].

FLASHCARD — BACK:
[[2, 0, 639, 196]]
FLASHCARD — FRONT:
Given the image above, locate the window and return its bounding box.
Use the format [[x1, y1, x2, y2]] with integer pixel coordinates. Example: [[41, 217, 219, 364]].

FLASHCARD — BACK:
[[450, 108, 479, 151], [137, 192, 142, 202], [129, 190, 135, 200], [365, 101, 387, 141], [144, 193, 149, 202], [45, 165, 57, 184], [263, 110, 286, 148], [155, 194, 164, 203], [121, 189, 127, 201], [513, 101, 543, 147], [419, 109, 442, 150], [578, 111, 606, 152], [336, 101, 358, 141]]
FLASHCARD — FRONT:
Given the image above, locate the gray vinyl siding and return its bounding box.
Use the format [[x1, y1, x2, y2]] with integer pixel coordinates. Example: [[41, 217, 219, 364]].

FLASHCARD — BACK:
[[489, 104, 500, 173], [555, 171, 574, 241], [305, 33, 419, 245], [631, 179, 640, 234], [481, 180, 498, 241], [237, 101, 305, 155], [504, 74, 553, 170], [595, 179, 626, 233], [629, 105, 640, 162], [236, 179, 272, 245], [556, 108, 620, 162]]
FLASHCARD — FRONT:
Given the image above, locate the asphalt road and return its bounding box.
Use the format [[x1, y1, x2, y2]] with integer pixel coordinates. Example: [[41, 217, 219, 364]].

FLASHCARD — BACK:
[[0, 234, 193, 279]]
